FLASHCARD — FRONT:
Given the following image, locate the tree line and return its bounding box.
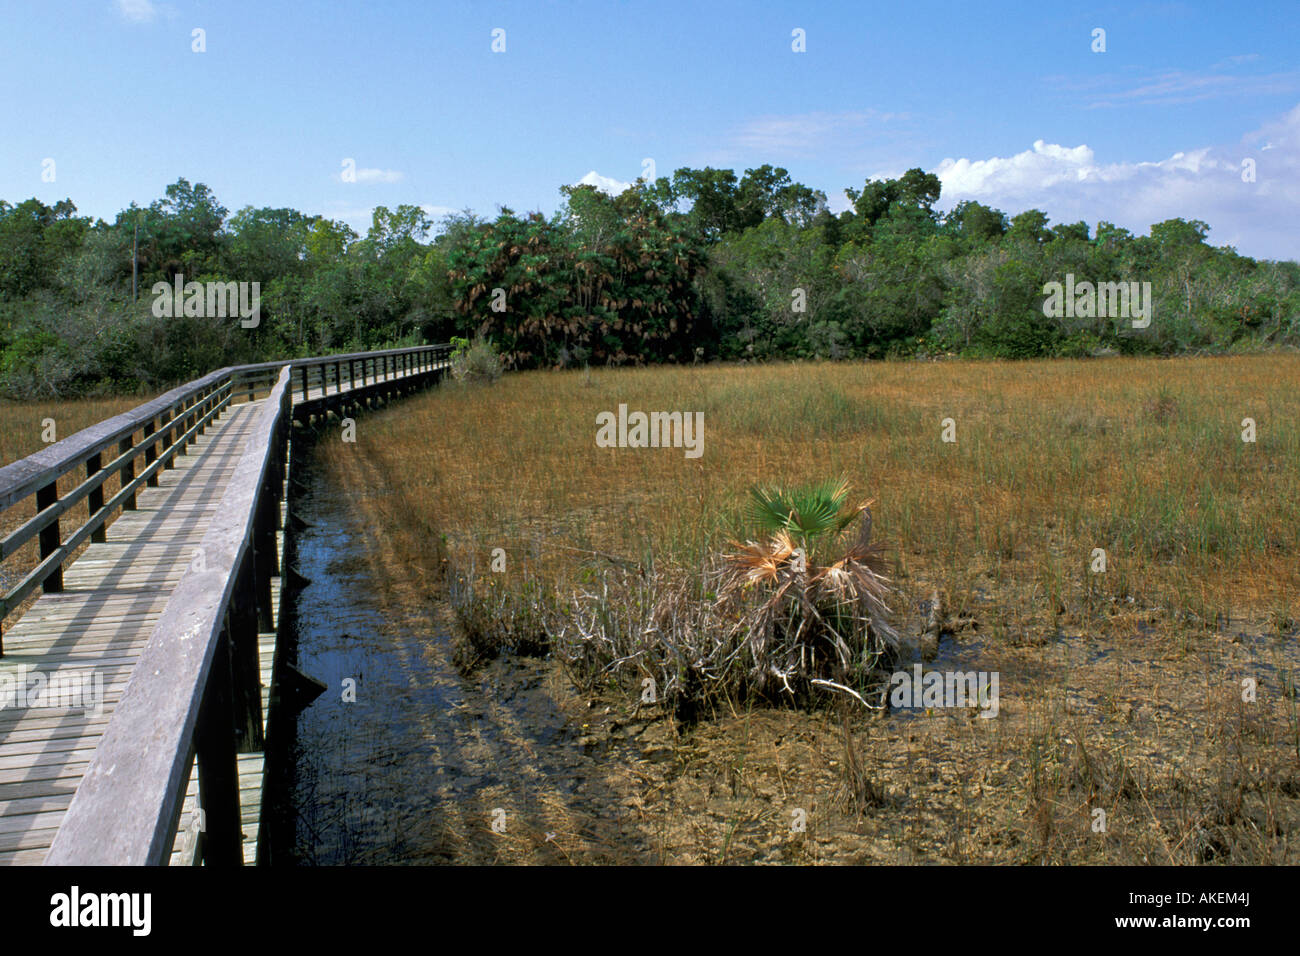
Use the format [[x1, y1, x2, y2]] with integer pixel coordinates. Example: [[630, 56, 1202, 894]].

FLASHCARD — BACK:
[[2, 165, 1297, 397]]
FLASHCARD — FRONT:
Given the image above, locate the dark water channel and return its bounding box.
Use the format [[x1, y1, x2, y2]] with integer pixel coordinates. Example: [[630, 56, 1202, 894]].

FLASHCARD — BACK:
[[262, 458, 594, 865]]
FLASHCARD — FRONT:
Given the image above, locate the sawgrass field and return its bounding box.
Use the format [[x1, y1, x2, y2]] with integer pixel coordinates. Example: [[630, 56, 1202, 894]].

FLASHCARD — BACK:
[[307, 352, 1300, 864]]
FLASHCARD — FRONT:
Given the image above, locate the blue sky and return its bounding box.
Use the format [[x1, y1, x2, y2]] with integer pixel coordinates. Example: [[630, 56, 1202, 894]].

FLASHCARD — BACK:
[[2, 0, 1298, 258]]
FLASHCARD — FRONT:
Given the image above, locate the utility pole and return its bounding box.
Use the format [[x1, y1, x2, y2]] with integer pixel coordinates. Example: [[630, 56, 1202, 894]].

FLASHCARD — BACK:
[[132, 213, 139, 301]]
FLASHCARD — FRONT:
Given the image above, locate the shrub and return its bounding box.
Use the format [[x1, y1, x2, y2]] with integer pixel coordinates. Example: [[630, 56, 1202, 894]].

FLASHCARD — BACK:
[[546, 481, 899, 715], [448, 334, 502, 385]]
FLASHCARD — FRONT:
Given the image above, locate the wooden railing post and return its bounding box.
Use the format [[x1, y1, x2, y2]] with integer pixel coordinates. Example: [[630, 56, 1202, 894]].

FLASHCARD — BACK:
[[169, 404, 180, 461], [194, 626, 244, 866], [35, 480, 63, 593], [228, 555, 264, 752], [254, 487, 277, 631], [120, 434, 137, 510], [143, 419, 159, 486], [182, 397, 194, 453], [86, 452, 105, 543]]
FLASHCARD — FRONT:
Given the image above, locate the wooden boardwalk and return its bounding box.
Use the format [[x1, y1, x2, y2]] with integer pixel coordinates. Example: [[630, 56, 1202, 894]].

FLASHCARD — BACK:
[[0, 347, 448, 865], [0, 401, 262, 864]]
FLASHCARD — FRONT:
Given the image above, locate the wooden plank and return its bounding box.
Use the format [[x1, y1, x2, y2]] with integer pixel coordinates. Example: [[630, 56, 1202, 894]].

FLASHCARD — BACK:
[[0, 398, 265, 864], [44, 371, 290, 866], [0, 348, 447, 866]]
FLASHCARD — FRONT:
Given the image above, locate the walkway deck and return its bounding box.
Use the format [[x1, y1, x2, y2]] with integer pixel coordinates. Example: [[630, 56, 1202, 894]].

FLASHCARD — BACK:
[[0, 400, 264, 864], [0, 352, 443, 865]]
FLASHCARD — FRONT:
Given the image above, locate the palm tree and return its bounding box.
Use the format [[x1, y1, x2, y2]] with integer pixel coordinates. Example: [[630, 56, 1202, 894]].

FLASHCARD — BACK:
[[718, 479, 898, 703]]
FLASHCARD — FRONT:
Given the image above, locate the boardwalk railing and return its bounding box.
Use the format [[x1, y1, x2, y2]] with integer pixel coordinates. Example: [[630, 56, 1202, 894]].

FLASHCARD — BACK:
[[0, 370, 234, 654], [0, 344, 450, 653], [0, 343, 449, 864], [44, 367, 293, 865]]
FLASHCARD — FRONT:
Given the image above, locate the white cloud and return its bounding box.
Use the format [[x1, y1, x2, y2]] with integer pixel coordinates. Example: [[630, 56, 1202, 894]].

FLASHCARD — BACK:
[[933, 104, 1300, 260], [1051, 67, 1300, 109], [730, 110, 901, 159], [115, 0, 158, 22], [574, 170, 634, 195]]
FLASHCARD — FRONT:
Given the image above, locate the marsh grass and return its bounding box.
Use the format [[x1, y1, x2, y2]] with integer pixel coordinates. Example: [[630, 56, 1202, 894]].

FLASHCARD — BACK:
[[321, 354, 1300, 642], [308, 354, 1300, 863]]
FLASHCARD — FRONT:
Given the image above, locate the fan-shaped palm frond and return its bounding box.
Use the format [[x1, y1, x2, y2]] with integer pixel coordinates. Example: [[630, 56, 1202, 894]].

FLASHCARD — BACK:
[[718, 481, 897, 703], [745, 477, 875, 561], [747, 477, 847, 538]]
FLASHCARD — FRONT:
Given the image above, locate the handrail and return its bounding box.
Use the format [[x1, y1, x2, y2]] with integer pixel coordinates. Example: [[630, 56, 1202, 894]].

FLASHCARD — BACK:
[[36, 342, 452, 865], [43, 367, 294, 866], [0, 343, 451, 649], [0, 345, 447, 509], [0, 368, 231, 512]]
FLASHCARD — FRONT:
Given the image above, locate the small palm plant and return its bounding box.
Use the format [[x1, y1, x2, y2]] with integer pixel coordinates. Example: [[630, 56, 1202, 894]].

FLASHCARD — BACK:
[[718, 478, 898, 704]]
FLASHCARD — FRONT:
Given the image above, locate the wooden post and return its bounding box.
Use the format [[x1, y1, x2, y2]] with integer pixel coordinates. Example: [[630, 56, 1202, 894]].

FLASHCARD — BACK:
[[195, 627, 244, 866], [228, 556, 265, 752], [120, 435, 137, 510], [183, 396, 195, 452], [87, 452, 106, 543], [254, 489, 277, 630], [143, 419, 159, 487], [36, 480, 63, 593], [165, 404, 179, 469]]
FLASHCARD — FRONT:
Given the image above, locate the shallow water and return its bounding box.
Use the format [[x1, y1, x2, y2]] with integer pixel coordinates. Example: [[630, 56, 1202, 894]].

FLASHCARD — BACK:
[[263, 458, 606, 865]]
